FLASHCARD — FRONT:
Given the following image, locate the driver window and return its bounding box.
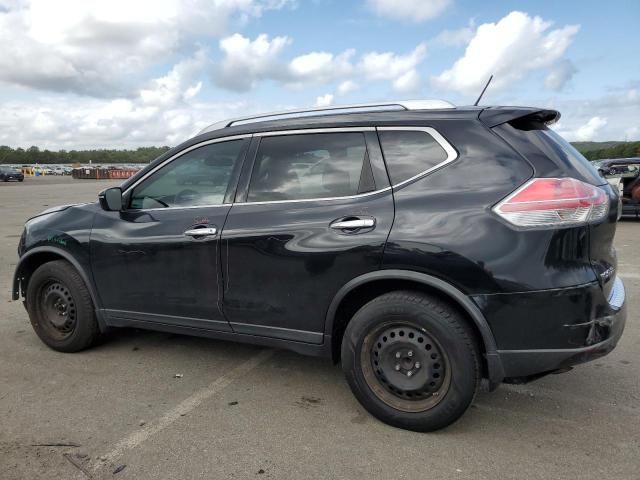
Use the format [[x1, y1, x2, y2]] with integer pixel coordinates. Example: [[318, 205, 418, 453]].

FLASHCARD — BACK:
[[130, 139, 247, 209]]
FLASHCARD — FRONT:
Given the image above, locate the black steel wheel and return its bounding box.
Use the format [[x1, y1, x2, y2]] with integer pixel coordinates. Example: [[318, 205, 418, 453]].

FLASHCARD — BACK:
[[362, 323, 451, 412], [26, 260, 100, 352], [341, 290, 480, 432], [38, 281, 78, 340]]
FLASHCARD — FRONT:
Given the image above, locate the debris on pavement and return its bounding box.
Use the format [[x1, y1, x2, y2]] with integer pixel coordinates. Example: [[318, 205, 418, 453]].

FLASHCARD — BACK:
[[62, 452, 93, 478], [31, 442, 81, 447]]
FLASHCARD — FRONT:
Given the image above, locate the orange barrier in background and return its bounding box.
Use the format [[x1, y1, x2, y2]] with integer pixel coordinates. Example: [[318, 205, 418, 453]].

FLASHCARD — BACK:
[[72, 168, 138, 179]]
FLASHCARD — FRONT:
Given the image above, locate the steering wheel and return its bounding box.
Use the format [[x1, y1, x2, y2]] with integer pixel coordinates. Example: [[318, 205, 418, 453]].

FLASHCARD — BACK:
[[175, 189, 200, 205]]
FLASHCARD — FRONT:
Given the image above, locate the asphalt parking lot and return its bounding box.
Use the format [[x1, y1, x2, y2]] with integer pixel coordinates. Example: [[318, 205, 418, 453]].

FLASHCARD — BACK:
[[1, 176, 639, 479]]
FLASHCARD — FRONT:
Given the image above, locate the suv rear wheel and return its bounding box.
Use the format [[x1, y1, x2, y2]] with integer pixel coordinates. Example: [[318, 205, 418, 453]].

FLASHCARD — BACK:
[[26, 260, 100, 352], [341, 291, 480, 431]]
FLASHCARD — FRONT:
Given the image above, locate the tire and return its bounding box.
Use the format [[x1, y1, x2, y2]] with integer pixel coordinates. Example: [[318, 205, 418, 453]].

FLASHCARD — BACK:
[[341, 291, 480, 432], [26, 260, 100, 352]]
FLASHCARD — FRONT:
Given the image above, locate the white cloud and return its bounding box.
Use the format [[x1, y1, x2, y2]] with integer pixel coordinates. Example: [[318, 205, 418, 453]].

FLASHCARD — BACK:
[[288, 50, 355, 86], [0, 0, 293, 96], [213, 34, 358, 91], [563, 116, 608, 141], [360, 44, 427, 92], [433, 20, 476, 47], [337, 80, 358, 96], [1, 81, 638, 150], [393, 70, 421, 93], [367, 0, 451, 23], [433, 11, 579, 95], [0, 94, 259, 150], [315, 94, 334, 107], [545, 60, 577, 91], [625, 126, 639, 141], [140, 50, 208, 107], [0, 48, 268, 149], [212, 34, 426, 93], [214, 33, 291, 91], [548, 89, 640, 141]]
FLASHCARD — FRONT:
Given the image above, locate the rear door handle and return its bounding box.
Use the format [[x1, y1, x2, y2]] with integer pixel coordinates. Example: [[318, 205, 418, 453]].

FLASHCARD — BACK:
[[330, 218, 376, 230], [184, 227, 218, 237]]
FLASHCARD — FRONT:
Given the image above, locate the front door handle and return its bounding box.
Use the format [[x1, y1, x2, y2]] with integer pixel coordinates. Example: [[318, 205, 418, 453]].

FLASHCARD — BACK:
[[184, 227, 218, 237], [330, 218, 376, 230]]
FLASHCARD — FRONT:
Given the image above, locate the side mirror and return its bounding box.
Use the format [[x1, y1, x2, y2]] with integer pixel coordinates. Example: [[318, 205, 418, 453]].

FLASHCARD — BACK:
[[99, 187, 123, 211]]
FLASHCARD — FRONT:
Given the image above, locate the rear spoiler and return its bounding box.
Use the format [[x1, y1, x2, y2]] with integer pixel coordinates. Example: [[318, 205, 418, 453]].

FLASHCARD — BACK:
[[479, 107, 560, 128]]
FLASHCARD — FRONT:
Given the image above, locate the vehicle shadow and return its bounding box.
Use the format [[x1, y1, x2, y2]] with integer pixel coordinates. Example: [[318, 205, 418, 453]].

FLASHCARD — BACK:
[[92, 327, 631, 437]]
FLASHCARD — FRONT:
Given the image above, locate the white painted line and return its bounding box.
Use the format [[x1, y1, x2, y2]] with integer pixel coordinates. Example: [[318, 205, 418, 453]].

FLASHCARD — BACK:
[[91, 348, 274, 472]]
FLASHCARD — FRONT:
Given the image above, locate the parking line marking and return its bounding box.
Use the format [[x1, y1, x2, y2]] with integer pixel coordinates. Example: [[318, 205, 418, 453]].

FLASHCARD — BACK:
[[90, 348, 274, 472]]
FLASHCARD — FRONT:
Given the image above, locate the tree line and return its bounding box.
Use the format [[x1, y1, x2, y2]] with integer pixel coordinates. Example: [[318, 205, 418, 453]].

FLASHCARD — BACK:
[[579, 142, 640, 161], [1, 141, 639, 165], [0, 145, 170, 165]]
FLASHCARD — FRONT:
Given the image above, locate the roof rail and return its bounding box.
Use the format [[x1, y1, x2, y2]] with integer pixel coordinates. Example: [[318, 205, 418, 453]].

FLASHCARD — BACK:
[[198, 99, 455, 135]]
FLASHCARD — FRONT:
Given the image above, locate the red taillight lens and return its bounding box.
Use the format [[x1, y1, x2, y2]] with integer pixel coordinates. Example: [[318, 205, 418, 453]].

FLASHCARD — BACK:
[[493, 178, 609, 229]]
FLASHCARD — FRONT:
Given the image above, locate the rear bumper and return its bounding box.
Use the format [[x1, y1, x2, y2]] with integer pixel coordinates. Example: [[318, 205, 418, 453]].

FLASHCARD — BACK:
[[495, 277, 626, 379]]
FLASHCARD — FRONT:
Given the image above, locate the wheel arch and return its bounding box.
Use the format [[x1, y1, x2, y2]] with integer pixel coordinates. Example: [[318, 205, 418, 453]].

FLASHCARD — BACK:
[[325, 270, 504, 385], [13, 247, 102, 315]]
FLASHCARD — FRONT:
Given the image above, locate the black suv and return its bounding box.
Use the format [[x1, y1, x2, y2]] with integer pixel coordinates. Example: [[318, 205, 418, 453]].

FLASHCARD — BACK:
[[0, 166, 24, 182], [12, 101, 626, 431]]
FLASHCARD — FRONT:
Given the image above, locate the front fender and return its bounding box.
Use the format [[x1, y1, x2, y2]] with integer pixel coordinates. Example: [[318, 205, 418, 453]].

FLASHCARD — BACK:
[[12, 246, 102, 311]]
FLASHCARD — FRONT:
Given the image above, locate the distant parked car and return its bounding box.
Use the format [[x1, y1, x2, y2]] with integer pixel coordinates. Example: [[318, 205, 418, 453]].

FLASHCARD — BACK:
[[0, 166, 24, 182], [596, 158, 640, 216]]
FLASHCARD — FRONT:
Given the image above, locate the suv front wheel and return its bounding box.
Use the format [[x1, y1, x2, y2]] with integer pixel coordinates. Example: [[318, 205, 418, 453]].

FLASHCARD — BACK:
[[26, 260, 100, 352], [341, 291, 480, 431]]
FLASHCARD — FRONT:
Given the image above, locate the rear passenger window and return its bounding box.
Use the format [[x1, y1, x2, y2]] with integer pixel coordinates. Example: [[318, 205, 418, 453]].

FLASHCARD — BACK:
[[248, 132, 372, 202], [378, 129, 449, 185]]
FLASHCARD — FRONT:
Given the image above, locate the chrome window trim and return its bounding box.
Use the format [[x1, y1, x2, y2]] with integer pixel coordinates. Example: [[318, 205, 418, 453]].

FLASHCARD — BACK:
[[131, 203, 233, 212], [376, 126, 458, 189], [125, 125, 457, 211], [238, 186, 392, 206]]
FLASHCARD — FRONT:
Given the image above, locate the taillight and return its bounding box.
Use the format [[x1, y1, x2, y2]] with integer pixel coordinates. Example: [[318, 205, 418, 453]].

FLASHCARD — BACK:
[[493, 177, 609, 229]]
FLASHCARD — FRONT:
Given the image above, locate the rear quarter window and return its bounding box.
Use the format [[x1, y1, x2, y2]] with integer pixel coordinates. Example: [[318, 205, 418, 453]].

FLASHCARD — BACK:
[[378, 129, 451, 186], [542, 128, 604, 185]]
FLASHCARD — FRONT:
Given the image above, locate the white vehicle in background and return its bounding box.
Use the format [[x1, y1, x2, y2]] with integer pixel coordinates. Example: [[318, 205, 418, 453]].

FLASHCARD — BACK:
[[53, 167, 65, 175]]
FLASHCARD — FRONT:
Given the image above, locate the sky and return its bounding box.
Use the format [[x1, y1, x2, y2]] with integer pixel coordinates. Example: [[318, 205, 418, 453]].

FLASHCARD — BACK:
[[0, 0, 638, 150]]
